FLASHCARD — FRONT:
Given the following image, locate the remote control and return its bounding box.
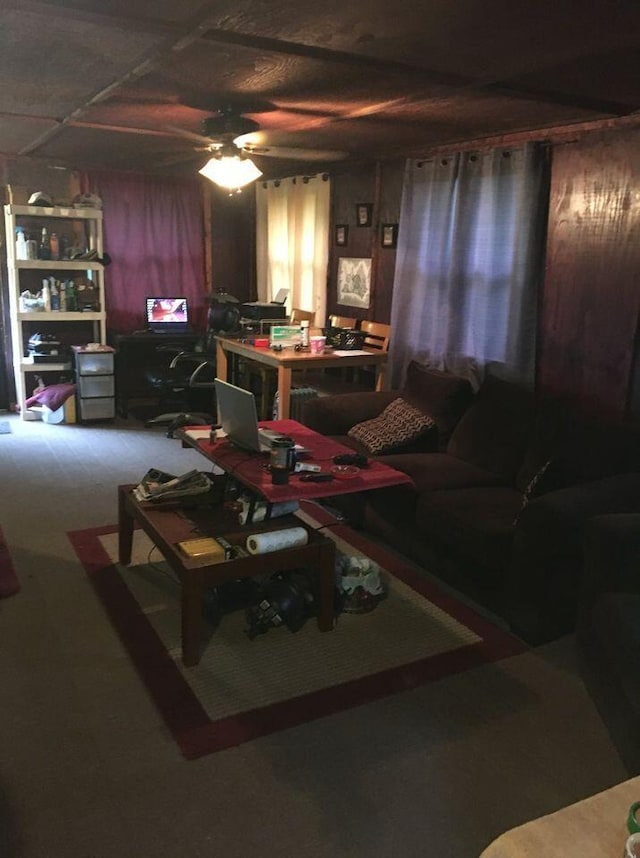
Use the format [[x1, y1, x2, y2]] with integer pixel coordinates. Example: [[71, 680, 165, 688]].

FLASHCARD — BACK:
[[294, 462, 321, 473], [332, 453, 369, 467], [299, 473, 334, 482]]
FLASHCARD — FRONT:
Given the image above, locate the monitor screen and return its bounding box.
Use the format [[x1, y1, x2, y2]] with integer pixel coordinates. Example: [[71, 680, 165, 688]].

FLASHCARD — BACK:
[[145, 297, 189, 332]]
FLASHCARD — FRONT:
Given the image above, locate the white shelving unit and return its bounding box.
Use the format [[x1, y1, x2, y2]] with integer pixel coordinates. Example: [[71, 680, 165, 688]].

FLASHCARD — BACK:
[[4, 204, 106, 420]]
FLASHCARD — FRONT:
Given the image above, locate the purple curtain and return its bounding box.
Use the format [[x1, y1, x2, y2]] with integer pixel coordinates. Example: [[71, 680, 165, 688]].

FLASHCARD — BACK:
[[80, 170, 207, 334]]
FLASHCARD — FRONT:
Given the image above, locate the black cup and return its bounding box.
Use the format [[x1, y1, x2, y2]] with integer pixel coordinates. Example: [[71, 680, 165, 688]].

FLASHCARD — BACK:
[[270, 465, 290, 485]]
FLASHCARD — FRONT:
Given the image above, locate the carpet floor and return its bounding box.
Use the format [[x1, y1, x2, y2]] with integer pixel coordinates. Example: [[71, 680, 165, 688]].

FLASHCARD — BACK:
[[69, 502, 525, 758], [0, 525, 20, 597]]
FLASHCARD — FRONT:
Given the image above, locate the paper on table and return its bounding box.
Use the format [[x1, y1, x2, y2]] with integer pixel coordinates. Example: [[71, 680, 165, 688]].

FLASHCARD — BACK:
[[332, 349, 372, 357]]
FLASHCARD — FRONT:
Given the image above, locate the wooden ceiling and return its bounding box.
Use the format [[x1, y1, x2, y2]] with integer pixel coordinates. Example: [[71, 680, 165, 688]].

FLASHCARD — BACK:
[[2, 0, 640, 179]]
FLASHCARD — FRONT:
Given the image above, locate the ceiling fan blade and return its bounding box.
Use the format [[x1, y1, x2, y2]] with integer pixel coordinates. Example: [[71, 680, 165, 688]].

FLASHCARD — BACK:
[[164, 124, 215, 146], [243, 144, 349, 161]]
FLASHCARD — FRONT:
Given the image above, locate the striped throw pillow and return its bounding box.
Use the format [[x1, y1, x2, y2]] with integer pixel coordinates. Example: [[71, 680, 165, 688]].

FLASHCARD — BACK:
[[348, 397, 435, 455]]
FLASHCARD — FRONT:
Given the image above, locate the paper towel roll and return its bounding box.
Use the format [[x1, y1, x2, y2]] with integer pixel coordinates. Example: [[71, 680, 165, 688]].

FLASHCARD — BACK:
[[246, 527, 309, 555]]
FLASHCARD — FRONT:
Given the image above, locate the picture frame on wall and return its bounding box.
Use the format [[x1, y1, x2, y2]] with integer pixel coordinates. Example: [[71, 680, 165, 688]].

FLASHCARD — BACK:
[[337, 257, 372, 309], [356, 203, 373, 227], [335, 224, 349, 246], [381, 223, 398, 248]]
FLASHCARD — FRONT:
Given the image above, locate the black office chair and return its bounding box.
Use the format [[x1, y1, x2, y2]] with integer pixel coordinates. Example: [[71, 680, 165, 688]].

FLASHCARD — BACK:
[[144, 292, 241, 433]]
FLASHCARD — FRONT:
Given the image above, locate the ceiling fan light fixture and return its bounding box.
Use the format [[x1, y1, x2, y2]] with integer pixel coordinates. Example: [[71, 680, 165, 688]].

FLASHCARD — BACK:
[[198, 153, 263, 192]]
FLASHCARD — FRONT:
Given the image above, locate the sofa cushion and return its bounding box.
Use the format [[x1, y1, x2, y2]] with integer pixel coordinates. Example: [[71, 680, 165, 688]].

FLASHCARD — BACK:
[[403, 361, 474, 449], [348, 397, 436, 455], [377, 452, 503, 493], [417, 486, 522, 569], [302, 391, 399, 436], [446, 375, 536, 485]]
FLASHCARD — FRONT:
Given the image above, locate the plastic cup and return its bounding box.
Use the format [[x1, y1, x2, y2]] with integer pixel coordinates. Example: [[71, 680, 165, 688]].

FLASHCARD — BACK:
[[625, 833, 640, 857], [310, 335, 326, 354]]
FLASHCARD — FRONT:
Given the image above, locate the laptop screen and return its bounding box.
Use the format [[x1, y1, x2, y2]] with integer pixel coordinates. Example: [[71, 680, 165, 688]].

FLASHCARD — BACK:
[[214, 379, 265, 452], [145, 297, 189, 333]]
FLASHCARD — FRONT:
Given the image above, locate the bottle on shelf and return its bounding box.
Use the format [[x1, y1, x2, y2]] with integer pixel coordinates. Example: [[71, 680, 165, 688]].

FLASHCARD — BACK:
[[41, 278, 51, 312], [66, 279, 76, 311], [15, 227, 28, 260], [50, 279, 59, 311], [49, 232, 59, 261], [26, 233, 38, 259], [59, 280, 66, 311], [38, 227, 51, 260]]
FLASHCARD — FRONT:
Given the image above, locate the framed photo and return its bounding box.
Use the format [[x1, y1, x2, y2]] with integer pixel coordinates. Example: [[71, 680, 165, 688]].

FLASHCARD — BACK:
[[356, 203, 373, 228], [335, 224, 349, 246], [337, 257, 371, 309], [381, 223, 398, 248]]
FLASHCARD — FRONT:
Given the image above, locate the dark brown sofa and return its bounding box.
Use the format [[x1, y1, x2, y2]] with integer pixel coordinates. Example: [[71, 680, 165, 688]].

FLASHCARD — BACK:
[[302, 362, 640, 643]]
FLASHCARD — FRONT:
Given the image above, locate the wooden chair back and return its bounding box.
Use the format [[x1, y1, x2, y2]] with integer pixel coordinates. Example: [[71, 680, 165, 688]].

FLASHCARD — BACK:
[[328, 314, 357, 329], [290, 307, 316, 325], [360, 320, 391, 352]]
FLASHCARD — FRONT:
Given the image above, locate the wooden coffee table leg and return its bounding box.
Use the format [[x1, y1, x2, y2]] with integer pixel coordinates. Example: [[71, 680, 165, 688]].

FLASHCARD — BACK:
[[316, 542, 335, 632], [181, 573, 205, 667], [118, 485, 134, 566]]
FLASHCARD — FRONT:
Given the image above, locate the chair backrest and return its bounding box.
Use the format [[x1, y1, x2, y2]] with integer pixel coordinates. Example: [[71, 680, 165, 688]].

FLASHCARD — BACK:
[[360, 320, 391, 352], [328, 314, 357, 329], [290, 308, 316, 325]]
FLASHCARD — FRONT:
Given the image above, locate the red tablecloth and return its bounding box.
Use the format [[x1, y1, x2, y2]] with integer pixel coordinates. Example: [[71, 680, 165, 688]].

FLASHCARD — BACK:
[[181, 419, 413, 503]]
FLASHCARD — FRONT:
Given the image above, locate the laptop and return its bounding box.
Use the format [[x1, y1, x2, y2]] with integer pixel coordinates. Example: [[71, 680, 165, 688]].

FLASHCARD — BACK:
[[145, 296, 190, 334], [214, 379, 281, 453]]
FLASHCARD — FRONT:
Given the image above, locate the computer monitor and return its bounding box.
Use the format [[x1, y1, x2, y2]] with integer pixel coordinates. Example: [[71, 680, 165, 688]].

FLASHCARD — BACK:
[[145, 297, 190, 333]]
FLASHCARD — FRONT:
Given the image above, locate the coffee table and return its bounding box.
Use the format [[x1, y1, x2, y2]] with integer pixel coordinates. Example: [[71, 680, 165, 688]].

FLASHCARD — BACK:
[[118, 484, 336, 666], [177, 418, 413, 509]]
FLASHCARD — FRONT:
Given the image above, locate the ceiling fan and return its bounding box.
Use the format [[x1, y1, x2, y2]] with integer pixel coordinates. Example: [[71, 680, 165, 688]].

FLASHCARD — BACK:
[[167, 105, 349, 189]]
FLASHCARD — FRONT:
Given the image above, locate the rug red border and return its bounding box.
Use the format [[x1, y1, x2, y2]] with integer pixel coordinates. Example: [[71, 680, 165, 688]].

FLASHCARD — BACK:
[[68, 505, 526, 759]]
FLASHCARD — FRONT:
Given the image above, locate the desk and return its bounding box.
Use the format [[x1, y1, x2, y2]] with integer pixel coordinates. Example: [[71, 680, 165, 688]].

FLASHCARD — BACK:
[[118, 484, 336, 666], [114, 331, 200, 416], [479, 776, 640, 858], [216, 336, 388, 419]]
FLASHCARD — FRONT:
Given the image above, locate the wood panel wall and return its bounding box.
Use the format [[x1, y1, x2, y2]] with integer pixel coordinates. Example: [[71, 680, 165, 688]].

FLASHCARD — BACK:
[[209, 185, 255, 304], [328, 161, 403, 325], [537, 128, 640, 420]]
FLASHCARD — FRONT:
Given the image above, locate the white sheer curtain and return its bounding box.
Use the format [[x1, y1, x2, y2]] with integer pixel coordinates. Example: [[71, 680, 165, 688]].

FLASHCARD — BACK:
[[255, 174, 330, 325], [390, 144, 549, 389]]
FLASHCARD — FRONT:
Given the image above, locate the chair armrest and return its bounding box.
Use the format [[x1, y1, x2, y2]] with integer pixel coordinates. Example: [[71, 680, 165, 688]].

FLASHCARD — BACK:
[[301, 390, 399, 435], [168, 351, 210, 369], [188, 358, 216, 386]]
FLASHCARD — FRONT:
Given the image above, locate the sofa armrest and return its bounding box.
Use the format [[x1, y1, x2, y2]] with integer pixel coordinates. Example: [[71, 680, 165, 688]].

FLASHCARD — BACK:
[[516, 472, 640, 555], [301, 391, 399, 435], [581, 513, 640, 604]]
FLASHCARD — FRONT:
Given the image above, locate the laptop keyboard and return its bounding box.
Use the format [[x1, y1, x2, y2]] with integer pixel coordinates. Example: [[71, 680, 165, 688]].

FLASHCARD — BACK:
[[258, 428, 281, 444]]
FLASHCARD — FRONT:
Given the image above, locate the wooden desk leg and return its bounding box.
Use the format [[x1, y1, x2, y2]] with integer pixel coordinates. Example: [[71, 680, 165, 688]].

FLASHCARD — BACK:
[[216, 339, 228, 382], [118, 485, 134, 566], [316, 542, 335, 632], [181, 573, 204, 667], [277, 366, 292, 419], [375, 363, 387, 392]]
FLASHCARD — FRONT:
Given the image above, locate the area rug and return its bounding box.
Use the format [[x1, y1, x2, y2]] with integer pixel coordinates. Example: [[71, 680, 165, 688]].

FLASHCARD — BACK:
[[0, 527, 20, 597], [68, 503, 526, 759]]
